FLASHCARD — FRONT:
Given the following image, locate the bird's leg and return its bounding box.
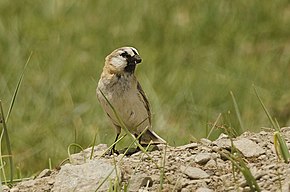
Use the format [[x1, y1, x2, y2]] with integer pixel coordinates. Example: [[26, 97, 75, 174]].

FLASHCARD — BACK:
[[135, 134, 148, 152], [110, 133, 120, 155]]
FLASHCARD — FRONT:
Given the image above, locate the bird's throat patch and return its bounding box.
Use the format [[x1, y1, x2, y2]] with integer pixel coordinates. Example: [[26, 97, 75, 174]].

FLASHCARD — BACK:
[[124, 64, 136, 73]]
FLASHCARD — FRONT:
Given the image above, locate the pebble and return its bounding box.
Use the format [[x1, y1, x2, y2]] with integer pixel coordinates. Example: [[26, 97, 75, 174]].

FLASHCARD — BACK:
[[177, 143, 198, 150], [128, 173, 153, 191], [37, 168, 52, 178], [184, 155, 195, 162], [10, 187, 19, 192], [233, 138, 265, 157], [204, 159, 216, 169], [2, 185, 10, 192], [200, 138, 212, 145], [196, 187, 214, 192], [180, 165, 210, 179], [195, 153, 211, 165], [217, 133, 229, 139]]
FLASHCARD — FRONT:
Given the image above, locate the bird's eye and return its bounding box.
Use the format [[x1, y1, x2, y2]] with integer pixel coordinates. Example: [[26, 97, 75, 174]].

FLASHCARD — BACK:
[[120, 51, 128, 57]]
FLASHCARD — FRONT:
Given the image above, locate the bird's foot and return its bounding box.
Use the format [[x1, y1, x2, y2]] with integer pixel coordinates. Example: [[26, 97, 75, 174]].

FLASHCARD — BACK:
[[108, 148, 119, 156]]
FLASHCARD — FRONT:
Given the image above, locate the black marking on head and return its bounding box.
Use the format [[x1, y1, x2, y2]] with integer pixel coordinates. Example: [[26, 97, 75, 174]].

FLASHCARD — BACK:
[[131, 49, 138, 55], [120, 51, 129, 58]]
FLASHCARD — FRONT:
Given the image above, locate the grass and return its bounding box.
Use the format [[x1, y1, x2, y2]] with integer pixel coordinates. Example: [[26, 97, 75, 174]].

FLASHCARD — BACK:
[[254, 85, 290, 163], [0, 0, 290, 178]]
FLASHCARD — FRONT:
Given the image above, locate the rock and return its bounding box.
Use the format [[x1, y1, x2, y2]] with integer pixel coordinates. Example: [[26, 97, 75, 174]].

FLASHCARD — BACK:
[[16, 180, 36, 189], [281, 181, 290, 192], [177, 143, 198, 150], [180, 165, 210, 179], [128, 173, 153, 192], [181, 188, 191, 192], [10, 187, 19, 192], [196, 187, 214, 192], [233, 138, 265, 157], [200, 138, 212, 145], [52, 159, 120, 192], [70, 144, 108, 164], [204, 159, 216, 169], [1, 185, 10, 192], [214, 137, 265, 158], [37, 168, 52, 178], [213, 138, 231, 149], [217, 133, 229, 139], [195, 153, 211, 165]]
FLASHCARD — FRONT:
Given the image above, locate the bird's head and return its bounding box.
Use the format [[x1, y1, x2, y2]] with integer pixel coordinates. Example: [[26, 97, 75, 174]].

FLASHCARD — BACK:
[[105, 47, 142, 74]]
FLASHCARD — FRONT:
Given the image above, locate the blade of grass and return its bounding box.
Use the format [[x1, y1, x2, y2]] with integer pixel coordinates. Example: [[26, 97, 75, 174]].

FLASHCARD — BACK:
[[206, 113, 221, 139], [48, 158, 52, 170], [253, 85, 279, 131], [5, 51, 33, 123], [98, 134, 127, 158], [216, 148, 261, 191], [273, 131, 290, 163], [0, 126, 7, 185], [159, 144, 167, 191], [0, 52, 33, 183], [67, 143, 84, 163], [230, 91, 244, 132], [90, 131, 99, 160], [253, 85, 289, 162], [0, 101, 13, 183]]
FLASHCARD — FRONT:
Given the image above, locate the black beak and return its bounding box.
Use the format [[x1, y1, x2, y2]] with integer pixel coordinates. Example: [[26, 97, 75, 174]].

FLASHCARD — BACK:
[[133, 55, 142, 64], [128, 55, 142, 65]]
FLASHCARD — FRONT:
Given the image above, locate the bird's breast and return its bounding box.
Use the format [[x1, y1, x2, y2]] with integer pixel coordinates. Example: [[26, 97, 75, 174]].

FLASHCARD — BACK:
[[97, 74, 150, 133]]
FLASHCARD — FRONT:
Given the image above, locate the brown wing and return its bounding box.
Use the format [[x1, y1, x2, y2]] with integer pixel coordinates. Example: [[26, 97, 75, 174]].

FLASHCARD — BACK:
[[137, 81, 151, 125]]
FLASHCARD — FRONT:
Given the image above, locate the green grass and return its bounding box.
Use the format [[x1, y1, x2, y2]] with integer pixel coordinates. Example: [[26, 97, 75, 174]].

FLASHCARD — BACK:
[[0, 0, 290, 177]]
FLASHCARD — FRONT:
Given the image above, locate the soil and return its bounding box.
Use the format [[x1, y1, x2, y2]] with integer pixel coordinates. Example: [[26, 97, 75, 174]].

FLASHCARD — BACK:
[[4, 127, 290, 192]]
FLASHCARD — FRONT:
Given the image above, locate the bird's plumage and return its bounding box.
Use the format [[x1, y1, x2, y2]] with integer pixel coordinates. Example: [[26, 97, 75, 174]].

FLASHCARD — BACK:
[[96, 47, 166, 149]]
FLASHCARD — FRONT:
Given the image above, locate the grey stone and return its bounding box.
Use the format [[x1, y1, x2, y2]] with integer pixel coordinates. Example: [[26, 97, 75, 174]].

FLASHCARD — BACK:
[[37, 168, 51, 178], [181, 188, 190, 192], [281, 181, 290, 192], [52, 159, 120, 192], [70, 144, 108, 164], [128, 173, 153, 192], [233, 138, 265, 157], [177, 143, 198, 150], [10, 187, 19, 192], [204, 159, 216, 169], [200, 138, 212, 145], [196, 187, 213, 192], [214, 137, 265, 158], [217, 133, 229, 139], [1, 185, 10, 192], [180, 165, 209, 179], [213, 138, 231, 149], [195, 153, 211, 165]]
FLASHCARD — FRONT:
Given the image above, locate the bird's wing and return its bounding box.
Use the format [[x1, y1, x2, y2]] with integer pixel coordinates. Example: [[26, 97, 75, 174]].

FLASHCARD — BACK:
[[136, 81, 151, 125]]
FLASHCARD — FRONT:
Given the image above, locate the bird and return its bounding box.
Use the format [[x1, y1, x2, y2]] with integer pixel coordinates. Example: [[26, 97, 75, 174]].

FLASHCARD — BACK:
[[96, 46, 166, 154]]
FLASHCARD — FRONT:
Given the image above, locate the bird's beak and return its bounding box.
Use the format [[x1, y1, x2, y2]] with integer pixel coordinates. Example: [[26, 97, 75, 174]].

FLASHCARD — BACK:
[[132, 55, 142, 64]]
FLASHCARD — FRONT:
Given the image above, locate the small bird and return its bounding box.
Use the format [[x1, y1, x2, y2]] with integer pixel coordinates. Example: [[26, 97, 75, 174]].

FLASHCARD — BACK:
[[96, 47, 166, 154]]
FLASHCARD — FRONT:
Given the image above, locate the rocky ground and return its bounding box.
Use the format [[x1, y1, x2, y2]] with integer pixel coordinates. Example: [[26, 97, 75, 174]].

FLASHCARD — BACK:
[[3, 128, 290, 192]]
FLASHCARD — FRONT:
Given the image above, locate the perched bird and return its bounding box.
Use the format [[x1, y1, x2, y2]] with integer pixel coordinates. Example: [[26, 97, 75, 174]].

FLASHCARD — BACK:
[[96, 47, 166, 153]]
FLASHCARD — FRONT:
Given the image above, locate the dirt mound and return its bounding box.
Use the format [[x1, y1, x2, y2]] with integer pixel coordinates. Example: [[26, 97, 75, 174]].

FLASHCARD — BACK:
[[4, 128, 290, 192]]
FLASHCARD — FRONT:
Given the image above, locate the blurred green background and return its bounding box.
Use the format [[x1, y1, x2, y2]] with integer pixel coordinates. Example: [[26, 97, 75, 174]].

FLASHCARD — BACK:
[[0, 0, 290, 177]]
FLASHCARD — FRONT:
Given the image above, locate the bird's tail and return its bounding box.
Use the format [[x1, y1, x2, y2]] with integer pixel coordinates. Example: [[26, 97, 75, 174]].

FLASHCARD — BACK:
[[140, 129, 166, 144]]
